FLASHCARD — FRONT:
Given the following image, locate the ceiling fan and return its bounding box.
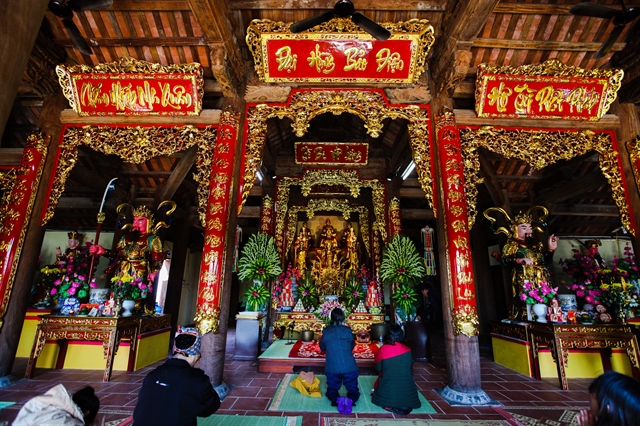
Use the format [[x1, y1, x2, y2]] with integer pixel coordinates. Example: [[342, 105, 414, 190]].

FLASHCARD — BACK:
[[290, 0, 391, 41], [569, 1, 640, 59], [47, 0, 114, 55]]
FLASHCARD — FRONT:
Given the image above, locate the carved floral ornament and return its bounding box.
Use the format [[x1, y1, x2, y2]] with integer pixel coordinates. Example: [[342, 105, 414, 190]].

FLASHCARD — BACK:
[[628, 136, 640, 193], [459, 127, 636, 236], [41, 125, 217, 226], [239, 89, 435, 217], [285, 198, 371, 257]]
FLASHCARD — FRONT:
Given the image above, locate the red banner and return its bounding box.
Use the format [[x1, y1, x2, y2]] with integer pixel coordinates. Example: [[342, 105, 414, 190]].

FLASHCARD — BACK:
[[294, 142, 368, 166], [0, 133, 47, 326], [388, 197, 401, 237], [436, 109, 479, 337], [194, 110, 239, 335], [56, 59, 203, 116], [475, 61, 623, 121]]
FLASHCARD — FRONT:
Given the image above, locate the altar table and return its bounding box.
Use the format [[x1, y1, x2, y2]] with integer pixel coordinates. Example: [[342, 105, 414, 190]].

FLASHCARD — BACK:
[[25, 314, 140, 382], [529, 322, 640, 390], [273, 312, 384, 338]]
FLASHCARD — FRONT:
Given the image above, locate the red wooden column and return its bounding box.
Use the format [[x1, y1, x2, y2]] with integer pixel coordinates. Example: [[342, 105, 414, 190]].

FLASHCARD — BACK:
[[259, 194, 274, 235], [0, 133, 47, 328], [194, 109, 240, 335], [435, 107, 490, 405], [388, 196, 401, 237]]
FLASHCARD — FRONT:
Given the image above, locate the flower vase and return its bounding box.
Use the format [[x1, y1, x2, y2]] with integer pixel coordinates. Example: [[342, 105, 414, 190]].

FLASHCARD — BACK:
[[121, 299, 135, 317], [532, 303, 548, 323], [526, 304, 533, 321]]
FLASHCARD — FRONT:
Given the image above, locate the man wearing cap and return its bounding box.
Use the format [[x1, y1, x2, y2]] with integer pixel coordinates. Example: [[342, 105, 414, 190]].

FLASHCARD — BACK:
[[133, 327, 220, 425]]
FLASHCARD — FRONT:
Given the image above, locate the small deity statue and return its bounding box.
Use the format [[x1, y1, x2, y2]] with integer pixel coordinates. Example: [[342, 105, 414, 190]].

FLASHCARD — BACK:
[[293, 221, 313, 272], [320, 219, 339, 252], [103, 294, 116, 316], [55, 231, 85, 267], [90, 201, 176, 300], [342, 223, 360, 271], [484, 206, 558, 321]]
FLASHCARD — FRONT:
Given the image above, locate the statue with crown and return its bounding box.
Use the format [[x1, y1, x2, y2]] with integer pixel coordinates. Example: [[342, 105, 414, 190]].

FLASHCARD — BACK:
[[90, 201, 176, 311], [484, 206, 559, 321]]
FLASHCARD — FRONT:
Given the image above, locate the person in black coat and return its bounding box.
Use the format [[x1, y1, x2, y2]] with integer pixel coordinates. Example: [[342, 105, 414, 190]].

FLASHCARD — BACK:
[[133, 327, 220, 426], [319, 308, 360, 406]]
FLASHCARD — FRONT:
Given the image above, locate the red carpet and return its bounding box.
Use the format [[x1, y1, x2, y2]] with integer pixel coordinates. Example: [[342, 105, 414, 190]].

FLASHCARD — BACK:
[[288, 341, 379, 359]]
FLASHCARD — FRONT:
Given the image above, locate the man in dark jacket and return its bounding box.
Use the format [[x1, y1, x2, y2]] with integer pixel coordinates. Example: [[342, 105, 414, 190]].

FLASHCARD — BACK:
[[133, 327, 220, 426]]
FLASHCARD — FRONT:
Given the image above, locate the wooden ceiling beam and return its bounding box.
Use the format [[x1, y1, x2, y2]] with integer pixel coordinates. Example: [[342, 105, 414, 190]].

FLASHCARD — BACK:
[[154, 145, 198, 206], [399, 187, 426, 198], [188, 0, 245, 98], [479, 153, 507, 210], [537, 171, 608, 204], [401, 208, 435, 220], [454, 110, 620, 129], [55, 37, 207, 47], [429, 0, 500, 97], [229, 0, 447, 11], [472, 39, 625, 52], [238, 205, 260, 218], [492, 3, 640, 14], [0, 148, 27, 166]]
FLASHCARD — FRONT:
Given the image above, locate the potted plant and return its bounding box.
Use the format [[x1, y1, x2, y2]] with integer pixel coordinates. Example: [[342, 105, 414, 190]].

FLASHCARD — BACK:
[[380, 235, 426, 320], [314, 299, 350, 325], [110, 272, 152, 316], [297, 281, 318, 311]]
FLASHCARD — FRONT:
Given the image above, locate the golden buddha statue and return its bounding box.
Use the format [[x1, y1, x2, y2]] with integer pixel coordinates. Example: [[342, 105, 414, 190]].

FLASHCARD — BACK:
[[293, 221, 313, 272]]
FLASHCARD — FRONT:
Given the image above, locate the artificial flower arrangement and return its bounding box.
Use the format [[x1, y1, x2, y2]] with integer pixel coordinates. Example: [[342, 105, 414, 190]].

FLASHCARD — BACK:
[[50, 273, 97, 301], [343, 276, 364, 309], [380, 235, 426, 285], [599, 279, 639, 319], [314, 299, 350, 325], [610, 243, 639, 282], [237, 233, 282, 284], [559, 245, 603, 304], [242, 283, 271, 311], [296, 272, 318, 310], [380, 235, 425, 321], [520, 280, 558, 305], [110, 272, 151, 300], [390, 283, 419, 321]]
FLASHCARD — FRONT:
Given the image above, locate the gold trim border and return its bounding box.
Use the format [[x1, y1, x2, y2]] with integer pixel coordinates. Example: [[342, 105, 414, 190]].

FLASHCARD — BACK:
[[42, 125, 217, 226], [240, 89, 434, 218], [460, 127, 635, 236]]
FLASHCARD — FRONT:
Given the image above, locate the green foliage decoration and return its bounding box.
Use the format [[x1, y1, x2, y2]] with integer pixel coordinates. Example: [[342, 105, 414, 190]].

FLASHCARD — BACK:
[[237, 233, 282, 283], [242, 283, 271, 311], [379, 235, 426, 285], [391, 283, 419, 321]]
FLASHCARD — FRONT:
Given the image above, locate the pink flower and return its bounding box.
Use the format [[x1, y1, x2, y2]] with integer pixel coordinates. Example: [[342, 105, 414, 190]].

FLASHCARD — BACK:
[[67, 287, 76, 295], [576, 290, 585, 297], [50, 288, 57, 296]]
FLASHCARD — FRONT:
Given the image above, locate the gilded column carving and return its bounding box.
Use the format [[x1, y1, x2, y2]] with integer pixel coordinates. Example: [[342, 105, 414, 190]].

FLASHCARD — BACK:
[[388, 197, 401, 237], [437, 109, 479, 337], [194, 109, 240, 335], [259, 195, 274, 235], [0, 133, 47, 328]]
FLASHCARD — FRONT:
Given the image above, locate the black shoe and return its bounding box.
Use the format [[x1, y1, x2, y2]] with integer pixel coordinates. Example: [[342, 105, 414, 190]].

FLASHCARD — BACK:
[[331, 401, 338, 407]]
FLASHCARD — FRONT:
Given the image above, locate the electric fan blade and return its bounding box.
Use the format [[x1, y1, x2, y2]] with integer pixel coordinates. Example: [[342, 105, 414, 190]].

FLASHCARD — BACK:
[[569, 3, 618, 19], [68, 0, 114, 11], [351, 12, 390, 41], [62, 18, 93, 55], [48, 0, 74, 19], [290, 11, 335, 33], [594, 24, 624, 59]]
